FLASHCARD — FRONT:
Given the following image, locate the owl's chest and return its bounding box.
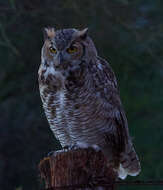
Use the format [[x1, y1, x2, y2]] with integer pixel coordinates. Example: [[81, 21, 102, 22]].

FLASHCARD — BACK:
[[41, 88, 66, 116], [41, 83, 98, 123]]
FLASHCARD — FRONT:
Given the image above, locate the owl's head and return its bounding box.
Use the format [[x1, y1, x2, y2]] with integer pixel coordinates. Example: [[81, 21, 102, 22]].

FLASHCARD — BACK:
[[41, 27, 97, 71]]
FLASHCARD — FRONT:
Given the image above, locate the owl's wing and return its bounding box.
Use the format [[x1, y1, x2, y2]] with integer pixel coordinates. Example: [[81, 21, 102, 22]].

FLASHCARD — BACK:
[[95, 57, 129, 154]]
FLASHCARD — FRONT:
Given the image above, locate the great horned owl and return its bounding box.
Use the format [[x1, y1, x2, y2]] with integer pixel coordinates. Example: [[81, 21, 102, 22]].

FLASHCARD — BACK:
[[38, 27, 141, 179]]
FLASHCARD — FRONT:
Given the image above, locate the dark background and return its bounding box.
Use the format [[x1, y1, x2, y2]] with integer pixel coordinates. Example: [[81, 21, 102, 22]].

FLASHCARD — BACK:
[[0, 0, 163, 190]]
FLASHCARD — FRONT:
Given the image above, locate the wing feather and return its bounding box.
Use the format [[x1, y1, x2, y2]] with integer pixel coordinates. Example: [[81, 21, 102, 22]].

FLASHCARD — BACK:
[[95, 57, 129, 154]]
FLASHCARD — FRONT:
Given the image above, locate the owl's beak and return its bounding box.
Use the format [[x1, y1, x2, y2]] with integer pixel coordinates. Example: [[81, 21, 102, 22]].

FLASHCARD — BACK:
[[59, 52, 64, 63], [55, 52, 64, 66]]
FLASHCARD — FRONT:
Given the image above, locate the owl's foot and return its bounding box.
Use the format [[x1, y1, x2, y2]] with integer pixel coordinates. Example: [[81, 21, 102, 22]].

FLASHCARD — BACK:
[[76, 142, 101, 152], [62, 145, 71, 152], [62, 143, 101, 154], [63, 142, 101, 152], [63, 144, 79, 151], [47, 145, 79, 155]]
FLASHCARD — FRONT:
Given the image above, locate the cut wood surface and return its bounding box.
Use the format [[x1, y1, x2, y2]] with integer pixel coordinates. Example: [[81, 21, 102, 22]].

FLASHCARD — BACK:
[[39, 148, 118, 190]]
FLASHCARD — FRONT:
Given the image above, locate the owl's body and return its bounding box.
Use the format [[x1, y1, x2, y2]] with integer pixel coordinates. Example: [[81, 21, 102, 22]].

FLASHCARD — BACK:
[[38, 28, 141, 179]]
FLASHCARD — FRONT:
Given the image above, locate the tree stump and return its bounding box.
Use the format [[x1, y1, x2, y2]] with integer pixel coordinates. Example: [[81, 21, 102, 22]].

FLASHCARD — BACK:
[[39, 148, 118, 190]]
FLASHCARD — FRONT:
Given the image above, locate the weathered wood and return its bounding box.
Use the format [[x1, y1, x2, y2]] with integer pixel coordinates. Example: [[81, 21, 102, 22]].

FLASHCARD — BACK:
[[39, 148, 118, 190]]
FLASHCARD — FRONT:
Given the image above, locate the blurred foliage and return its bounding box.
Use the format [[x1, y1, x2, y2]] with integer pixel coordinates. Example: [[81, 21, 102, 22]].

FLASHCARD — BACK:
[[0, 0, 163, 190]]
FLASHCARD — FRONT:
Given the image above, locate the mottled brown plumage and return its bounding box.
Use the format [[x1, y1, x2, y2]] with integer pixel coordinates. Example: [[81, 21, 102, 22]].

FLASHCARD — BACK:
[[38, 27, 141, 179]]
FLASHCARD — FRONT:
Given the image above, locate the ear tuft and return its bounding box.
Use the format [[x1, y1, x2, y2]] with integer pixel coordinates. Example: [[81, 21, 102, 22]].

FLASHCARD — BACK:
[[43, 27, 55, 40], [77, 28, 88, 40]]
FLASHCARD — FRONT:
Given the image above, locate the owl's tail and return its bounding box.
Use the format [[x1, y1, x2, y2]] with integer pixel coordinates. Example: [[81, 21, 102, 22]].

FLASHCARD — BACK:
[[118, 144, 141, 179]]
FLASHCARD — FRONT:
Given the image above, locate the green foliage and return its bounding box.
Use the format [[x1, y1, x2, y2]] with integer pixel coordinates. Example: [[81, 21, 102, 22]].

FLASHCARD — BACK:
[[0, 0, 162, 189]]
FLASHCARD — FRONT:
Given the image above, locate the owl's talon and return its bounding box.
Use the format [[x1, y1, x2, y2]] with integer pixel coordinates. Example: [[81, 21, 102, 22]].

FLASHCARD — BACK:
[[62, 145, 71, 152], [63, 144, 78, 151]]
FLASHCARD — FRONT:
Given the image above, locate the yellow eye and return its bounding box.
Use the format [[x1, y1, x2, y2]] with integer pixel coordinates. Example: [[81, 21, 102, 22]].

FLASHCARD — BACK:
[[67, 46, 78, 54], [49, 47, 57, 54]]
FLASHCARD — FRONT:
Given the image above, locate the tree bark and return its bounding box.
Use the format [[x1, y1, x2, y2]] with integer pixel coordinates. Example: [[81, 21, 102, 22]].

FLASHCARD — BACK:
[[39, 148, 117, 190]]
